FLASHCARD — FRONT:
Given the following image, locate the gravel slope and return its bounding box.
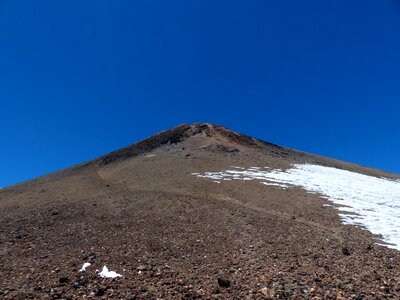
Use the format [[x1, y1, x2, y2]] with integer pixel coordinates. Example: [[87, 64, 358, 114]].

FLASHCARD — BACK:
[[1, 123, 400, 299]]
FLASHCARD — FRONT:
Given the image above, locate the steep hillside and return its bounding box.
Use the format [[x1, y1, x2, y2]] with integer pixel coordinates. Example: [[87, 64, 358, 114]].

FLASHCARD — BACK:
[[1, 123, 399, 299]]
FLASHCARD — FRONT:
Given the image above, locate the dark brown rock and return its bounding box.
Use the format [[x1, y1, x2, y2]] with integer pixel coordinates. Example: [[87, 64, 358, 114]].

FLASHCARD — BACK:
[[217, 278, 231, 288]]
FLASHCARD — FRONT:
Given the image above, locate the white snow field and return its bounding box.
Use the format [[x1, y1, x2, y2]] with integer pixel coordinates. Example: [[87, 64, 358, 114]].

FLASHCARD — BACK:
[[192, 164, 400, 250]]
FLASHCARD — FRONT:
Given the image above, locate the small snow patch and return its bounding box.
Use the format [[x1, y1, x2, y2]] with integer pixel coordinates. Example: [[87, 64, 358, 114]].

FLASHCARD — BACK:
[[79, 262, 91, 272], [98, 266, 122, 278]]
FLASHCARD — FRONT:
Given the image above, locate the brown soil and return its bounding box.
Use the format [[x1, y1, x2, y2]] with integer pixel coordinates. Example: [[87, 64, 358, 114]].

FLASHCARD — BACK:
[[1, 123, 400, 299]]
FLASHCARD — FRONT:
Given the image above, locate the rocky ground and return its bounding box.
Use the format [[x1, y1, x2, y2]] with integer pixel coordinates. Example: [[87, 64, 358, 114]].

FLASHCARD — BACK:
[[1, 123, 400, 299]]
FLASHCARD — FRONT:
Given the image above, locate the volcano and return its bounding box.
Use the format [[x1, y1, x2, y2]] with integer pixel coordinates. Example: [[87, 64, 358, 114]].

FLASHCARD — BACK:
[[1, 123, 400, 299]]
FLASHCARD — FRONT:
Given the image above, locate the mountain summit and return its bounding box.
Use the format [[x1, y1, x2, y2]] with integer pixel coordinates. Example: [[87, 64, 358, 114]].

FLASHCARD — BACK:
[[1, 123, 400, 299]]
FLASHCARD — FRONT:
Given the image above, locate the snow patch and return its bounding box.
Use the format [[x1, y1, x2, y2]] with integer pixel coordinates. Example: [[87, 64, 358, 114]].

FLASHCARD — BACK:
[[98, 266, 122, 278], [193, 164, 400, 250], [79, 262, 91, 272]]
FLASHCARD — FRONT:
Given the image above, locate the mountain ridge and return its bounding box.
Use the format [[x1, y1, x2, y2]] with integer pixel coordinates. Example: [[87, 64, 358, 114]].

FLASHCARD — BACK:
[[2, 123, 398, 193]]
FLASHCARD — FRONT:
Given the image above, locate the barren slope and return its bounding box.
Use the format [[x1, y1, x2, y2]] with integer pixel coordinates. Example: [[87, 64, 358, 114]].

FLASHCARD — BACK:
[[1, 123, 399, 299]]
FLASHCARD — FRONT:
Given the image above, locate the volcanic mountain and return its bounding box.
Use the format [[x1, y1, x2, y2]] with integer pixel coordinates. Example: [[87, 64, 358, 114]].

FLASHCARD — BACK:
[[1, 123, 400, 299]]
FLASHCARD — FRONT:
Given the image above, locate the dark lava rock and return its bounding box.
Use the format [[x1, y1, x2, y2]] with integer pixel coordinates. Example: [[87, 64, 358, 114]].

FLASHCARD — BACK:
[[217, 277, 231, 288], [59, 277, 69, 284], [342, 247, 351, 256], [96, 288, 105, 296], [184, 291, 197, 299], [386, 263, 394, 269], [73, 278, 86, 288]]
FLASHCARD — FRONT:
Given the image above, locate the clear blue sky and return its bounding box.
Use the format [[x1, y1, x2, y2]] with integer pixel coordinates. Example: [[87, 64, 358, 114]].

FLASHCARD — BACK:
[[1, 1, 400, 187]]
